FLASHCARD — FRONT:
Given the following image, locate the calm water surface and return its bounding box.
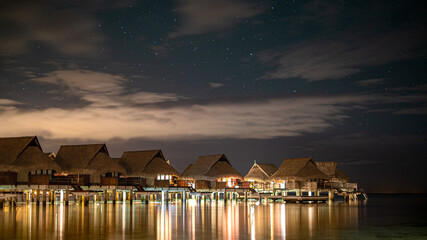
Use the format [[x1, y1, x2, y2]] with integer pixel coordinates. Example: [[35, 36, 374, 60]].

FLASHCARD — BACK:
[[1, 195, 426, 239]]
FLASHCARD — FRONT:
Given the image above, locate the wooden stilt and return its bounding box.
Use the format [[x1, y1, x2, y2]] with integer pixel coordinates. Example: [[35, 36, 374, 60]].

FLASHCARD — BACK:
[[42, 189, 47, 206], [104, 190, 108, 204], [64, 189, 69, 205], [36, 190, 40, 204], [50, 190, 55, 204], [330, 190, 334, 201]]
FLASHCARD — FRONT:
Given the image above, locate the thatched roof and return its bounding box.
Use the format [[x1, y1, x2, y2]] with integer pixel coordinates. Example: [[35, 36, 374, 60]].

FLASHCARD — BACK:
[[140, 157, 180, 178], [118, 150, 180, 178], [0, 136, 61, 172], [315, 161, 337, 175], [206, 161, 243, 180], [270, 157, 328, 181], [244, 163, 278, 183], [316, 161, 349, 182], [181, 154, 243, 181], [55, 144, 125, 175], [0, 136, 38, 165]]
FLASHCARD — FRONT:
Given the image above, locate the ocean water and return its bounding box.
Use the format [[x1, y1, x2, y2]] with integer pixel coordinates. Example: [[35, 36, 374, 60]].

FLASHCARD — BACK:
[[0, 194, 426, 239]]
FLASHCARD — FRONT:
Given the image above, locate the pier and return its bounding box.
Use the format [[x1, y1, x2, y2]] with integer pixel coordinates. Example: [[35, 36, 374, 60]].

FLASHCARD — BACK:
[[0, 186, 366, 207]]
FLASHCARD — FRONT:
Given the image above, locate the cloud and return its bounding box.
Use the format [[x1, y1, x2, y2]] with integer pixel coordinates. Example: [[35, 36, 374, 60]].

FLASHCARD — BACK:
[[393, 106, 427, 115], [0, 0, 131, 56], [32, 69, 182, 106], [258, 27, 426, 82], [209, 82, 224, 88], [0, 67, 378, 140], [0, 99, 23, 106], [355, 78, 385, 87], [169, 0, 265, 38], [0, 99, 23, 111], [391, 84, 427, 92], [2, 69, 425, 141]]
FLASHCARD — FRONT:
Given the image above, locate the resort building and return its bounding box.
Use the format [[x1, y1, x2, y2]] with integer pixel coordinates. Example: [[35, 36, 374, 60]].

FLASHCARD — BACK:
[[315, 161, 358, 192], [117, 150, 180, 188], [315, 162, 349, 183], [0, 136, 61, 186], [269, 157, 328, 193], [180, 154, 243, 189], [244, 161, 278, 191], [54, 144, 126, 188]]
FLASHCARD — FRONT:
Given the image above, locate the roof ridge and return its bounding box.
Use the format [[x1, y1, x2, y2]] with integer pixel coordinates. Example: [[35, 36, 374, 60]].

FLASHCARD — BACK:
[[203, 154, 226, 174], [255, 163, 270, 177], [59, 143, 105, 147], [293, 157, 314, 176], [122, 149, 160, 153], [13, 136, 38, 164], [80, 144, 106, 168]]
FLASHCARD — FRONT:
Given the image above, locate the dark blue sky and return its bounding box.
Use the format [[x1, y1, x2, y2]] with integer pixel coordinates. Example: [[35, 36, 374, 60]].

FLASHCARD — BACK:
[[0, 0, 426, 193]]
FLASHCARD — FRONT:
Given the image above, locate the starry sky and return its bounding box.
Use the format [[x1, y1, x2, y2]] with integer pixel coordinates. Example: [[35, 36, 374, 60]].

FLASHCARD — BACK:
[[1, 0, 426, 193]]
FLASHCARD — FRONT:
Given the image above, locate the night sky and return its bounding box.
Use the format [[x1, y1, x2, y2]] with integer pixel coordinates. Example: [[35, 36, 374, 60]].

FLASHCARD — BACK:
[[1, 0, 426, 193]]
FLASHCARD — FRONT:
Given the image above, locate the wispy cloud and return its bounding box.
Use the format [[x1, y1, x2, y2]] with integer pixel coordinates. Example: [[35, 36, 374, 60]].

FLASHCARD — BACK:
[[0, 99, 23, 111], [0, 99, 23, 105], [2, 69, 425, 141], [0, 94, 373, 141], [0, 1, 132, 56], [169, 0, 265, 39], [355, 78, 385, 87], [209, 82, 224, 88], [0, 69, 378, 140], [258, 27, 426, 82], [32, 69, 182, 106], [393, 106, 427, 115]]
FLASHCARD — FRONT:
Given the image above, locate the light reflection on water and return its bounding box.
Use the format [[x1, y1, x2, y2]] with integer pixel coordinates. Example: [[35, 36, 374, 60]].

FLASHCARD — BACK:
[[0, 201, 361, 239]]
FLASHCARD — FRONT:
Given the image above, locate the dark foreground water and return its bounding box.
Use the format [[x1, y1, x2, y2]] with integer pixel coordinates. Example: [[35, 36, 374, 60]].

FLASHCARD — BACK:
[[1, 194, 426, 239]]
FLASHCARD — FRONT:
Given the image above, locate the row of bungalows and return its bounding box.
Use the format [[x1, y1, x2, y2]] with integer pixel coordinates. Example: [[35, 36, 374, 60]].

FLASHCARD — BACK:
[[0, 136, 180, 190], [0, 136, 356, 194]]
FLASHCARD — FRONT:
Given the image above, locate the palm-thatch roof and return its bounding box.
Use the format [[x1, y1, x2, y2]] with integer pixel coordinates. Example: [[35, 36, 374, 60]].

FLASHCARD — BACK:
[[0, 136, 61, 172], [270, 157, 328, 181], [315, 161, 349, 182], [55, 144, 125, 175], [118, 150, 180, 178], [244, 162, 278, 183], [181, 154, 243, 181]]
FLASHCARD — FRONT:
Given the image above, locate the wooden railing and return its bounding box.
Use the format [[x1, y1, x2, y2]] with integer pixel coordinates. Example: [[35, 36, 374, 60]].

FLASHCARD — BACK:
[[0, 172, 17, 185], [118, 177, 142, 186], [49, 175, 90, 186]]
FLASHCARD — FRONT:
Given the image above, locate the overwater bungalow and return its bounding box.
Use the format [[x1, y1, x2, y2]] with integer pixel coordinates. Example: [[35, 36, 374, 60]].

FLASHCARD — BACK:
[[315, 162, 349, 183], [180, 154, 243, 189], [269, 157, 328, 192], [118, 150, 180, 188], [315, 161, 358, 191], [54, 144, 126, 188], [0, 136, 61, 186], [244, 161, 278, 191]]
